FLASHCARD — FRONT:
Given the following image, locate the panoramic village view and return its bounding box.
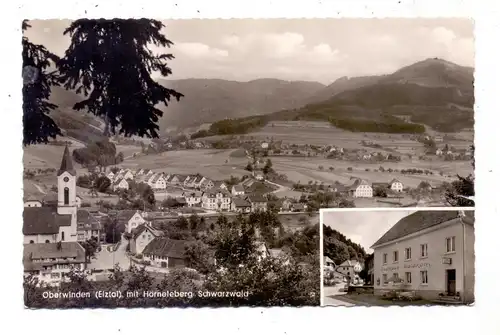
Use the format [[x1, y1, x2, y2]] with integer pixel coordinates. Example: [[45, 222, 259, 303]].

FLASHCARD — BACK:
[[322, 209, 475, 306], [22, 18, 474, 307]]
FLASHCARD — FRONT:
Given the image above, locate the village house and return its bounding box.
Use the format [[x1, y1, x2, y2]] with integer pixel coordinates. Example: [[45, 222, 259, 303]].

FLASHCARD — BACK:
[[117, 210, 147, 234], [247, 195, 268, 212], [106, 171, 115, 180], [280, 198, 292, 212], [76, 209, 102, 242], [348, 179, 373, 198], [112, 178, 129, 191], [324, 256, 336, 271], [329, 182, 348, 195], [182, 191, 203, 207], [231, 197, 252, 213], [150, 174, 167, 190], [23, 241, 86, 287], [130, 222, 164, 255], [121, 169, 135, 181], [183, 175, 197, 188], [291, 203, 307, 212], [213, 181, 228, 191], [200, 178, 215, 190], [142, 238, 188, 269], [202, 189, 232, 211], [371, 210, 475, 304], [231, 184, 245, 196], [389, 178, 404, 192], [191, 175, 206, 189], [335, 259, 363, 281]]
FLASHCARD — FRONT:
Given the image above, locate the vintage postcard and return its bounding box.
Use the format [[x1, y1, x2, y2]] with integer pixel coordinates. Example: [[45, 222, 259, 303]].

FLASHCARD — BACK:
[[22, 18, 473, 308], [321, 208, 475, 306]]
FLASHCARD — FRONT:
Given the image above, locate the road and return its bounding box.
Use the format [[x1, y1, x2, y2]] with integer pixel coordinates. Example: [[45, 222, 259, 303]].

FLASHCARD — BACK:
[[323, 284, 354, 307], [264, 180, 291, 194], [88, 234, 131, 271]]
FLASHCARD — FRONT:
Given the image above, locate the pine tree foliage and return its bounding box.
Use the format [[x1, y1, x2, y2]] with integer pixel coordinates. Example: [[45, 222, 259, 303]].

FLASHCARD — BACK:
[[57, 19, 183, 138], [22, 20, 62, 146]]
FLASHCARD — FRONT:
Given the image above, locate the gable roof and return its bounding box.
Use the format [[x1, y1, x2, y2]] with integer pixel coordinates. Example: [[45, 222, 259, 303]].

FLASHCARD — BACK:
[[23, 207, 71, 235], [232, 197, 251, 207], [232, 185, 245, 192], [389, 178, 402, 185], [131, 223, 164, 239], [57, 145, 76, 176], [142, 238, 187, 259], [116, 210, 141, 223], [23, 242, 86, 271], [77, 209, 101, 231], [247, 194, 267, 203], [371, 211, 472, 248], [348, 179, 371, 191], [113, 178, 128, 186]]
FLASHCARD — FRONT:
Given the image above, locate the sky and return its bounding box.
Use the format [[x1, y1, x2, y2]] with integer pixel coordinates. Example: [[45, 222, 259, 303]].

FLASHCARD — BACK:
[[24, 19, 474, 84], [323, 210, 417, 253]]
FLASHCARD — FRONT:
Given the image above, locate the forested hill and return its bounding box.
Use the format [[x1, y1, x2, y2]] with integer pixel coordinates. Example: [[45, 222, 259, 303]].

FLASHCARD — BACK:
[[323, 224, 367, 266]]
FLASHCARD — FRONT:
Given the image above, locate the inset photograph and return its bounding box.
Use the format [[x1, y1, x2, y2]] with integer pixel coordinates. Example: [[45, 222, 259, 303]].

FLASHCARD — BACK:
[[321, 208, 474, 306]]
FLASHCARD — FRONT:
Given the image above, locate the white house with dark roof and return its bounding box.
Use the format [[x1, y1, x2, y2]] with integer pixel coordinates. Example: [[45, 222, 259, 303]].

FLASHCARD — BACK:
[[116, 210, 147, 234], [202, 189, 232, 211], [182, 191, 203, 207], [150, 174, 167, 190], [371, 210, 475, 304], [76, 209, 102, 242], [231, 197, 252, 213], [348, 179, 373, 198], [112, 178, 129, 191], [231, 185, 245, 196], [130, 222, 164, 255], [389, 178, 404, 192], [23, 241, 86, 287], [142, 238, 188, 269]]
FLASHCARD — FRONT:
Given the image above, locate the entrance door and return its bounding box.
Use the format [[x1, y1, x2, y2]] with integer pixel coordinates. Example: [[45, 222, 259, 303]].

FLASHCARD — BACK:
[[446, 269, 456, 295]]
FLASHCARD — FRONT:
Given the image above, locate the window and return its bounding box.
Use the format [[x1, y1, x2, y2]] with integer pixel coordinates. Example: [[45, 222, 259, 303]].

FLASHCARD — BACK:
[[382, 274, 388, 285], [405, 272, 412, 283], [420, 244, 428, 258], [61, 232, 65, 241], [383, 253, 387, 264], [29, 240, 34, 244], [45, 240, 50, 243], [64, 187, 69, 205], [446, 237, 456, 253], [405, 247, 412, 260], [393, 250, 399, 263], [420, 270, 428, 284]]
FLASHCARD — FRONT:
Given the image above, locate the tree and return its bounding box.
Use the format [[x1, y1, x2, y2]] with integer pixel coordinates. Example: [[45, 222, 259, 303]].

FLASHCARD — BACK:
[[81, 237, 99, 263], [22, 20, 62, 146], [184, 240, 214, 275], [95, 175, 112, 193], [373, 186, 388, 198], [263, 158, 273, 175], [58, 19, 183, 138], [445, 145, 475, 207]]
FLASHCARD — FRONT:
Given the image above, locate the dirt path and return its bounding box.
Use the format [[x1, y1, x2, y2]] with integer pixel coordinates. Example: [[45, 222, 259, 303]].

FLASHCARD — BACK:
[[33, 183, 47, 195]]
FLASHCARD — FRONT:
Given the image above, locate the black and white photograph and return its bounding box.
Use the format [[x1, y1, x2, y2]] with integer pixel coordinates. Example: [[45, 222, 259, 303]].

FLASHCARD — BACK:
[[22, 18, 473, 308], [321, 208, 475, 306]]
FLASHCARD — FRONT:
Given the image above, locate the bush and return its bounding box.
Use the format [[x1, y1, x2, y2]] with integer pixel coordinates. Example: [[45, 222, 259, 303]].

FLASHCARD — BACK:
[[347, 167, 353, 172], [81, 202, 91, 207]]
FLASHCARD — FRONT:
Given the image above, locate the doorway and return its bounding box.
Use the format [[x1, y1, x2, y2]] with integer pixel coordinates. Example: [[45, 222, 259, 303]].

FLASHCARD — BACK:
[[446, 269, 456, 295]]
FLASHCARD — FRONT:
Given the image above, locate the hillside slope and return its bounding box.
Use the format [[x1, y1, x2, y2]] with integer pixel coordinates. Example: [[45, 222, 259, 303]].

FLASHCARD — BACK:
[[156, 78, 325, 130], [203, 58, 475, 134]]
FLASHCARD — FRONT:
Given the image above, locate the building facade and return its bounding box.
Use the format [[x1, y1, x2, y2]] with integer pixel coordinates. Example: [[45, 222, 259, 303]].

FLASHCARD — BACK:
[[371, 211, 475, 303]]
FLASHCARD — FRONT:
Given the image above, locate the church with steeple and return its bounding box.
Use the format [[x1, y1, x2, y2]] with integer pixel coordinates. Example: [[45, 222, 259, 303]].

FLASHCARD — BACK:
[[23, 145, 79, 244], [23, 146, 87, 286]]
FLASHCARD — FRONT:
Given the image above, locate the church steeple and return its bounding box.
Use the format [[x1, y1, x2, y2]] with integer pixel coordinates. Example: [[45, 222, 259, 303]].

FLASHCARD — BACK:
[[57, 145, 76, 176]]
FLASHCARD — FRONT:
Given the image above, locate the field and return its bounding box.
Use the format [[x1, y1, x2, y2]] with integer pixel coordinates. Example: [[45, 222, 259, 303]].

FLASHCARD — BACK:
[[119, 149, 251, 181]]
